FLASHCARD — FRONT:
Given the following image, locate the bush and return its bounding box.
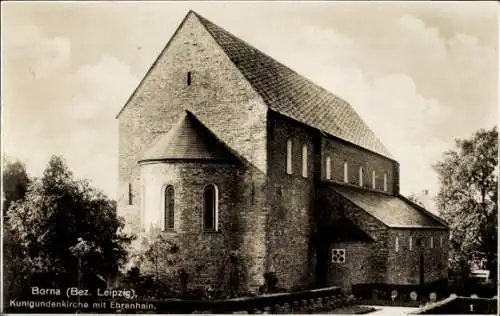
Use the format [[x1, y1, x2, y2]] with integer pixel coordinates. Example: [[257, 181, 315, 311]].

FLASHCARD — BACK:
[[258, 271, 284, 294], [119, 266, 181, 299]]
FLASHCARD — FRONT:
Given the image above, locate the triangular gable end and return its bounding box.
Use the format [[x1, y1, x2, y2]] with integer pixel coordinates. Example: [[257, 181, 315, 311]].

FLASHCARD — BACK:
[[115, 10, 196, 119]]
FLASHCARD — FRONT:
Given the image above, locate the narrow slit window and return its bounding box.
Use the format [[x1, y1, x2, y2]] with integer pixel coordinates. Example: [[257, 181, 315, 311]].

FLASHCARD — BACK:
[[140, 185, 145, 231], [359, 167, 364, 186], [430, 236, 434, 249], [344, 162, 348, 183], [164, 185, 175, 231], [128, 183, 133, 205], [409, 236, 413, 251], [302, 144, 308, 178], [326, 156, 331, 180], [395, 236, 399, 253], [372, 170, 376, 189], [286, 139, 293, 175], [187, 71, 192, 86], [203, 184, 219, 231], [384, 173, 388, 192], [440, 236, 443, 248]]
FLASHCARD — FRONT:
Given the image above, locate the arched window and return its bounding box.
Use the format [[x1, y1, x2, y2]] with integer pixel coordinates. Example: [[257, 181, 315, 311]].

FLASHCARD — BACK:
[[164, 185, 175, 231], [343, 162, 349, 183], [372, 170, 376, 189], [326, 156, 332, 180], [203, 184, 219, 231], [383, 173, 388, 192], [286, 139, 293, 175], [359, 167, 364, 186], [302, 144, 308, 178]]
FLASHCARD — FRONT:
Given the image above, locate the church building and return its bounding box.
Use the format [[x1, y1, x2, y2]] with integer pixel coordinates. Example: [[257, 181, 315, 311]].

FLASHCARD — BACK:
[[116, 10, 449, 293]]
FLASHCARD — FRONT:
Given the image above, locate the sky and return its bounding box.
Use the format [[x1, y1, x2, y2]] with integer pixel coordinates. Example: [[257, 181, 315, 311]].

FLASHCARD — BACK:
[[2, 1, 498, 208]]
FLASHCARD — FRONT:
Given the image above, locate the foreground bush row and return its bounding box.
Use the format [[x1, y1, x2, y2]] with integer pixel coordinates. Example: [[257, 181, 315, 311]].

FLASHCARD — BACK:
[[186, 294, 357, 314]]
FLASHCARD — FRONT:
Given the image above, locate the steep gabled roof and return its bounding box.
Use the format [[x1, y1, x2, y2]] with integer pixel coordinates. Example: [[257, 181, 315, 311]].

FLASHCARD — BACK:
[[139, 111, 238, 163], [117, 10, 393, 159], [326, 183, 448, 229], [193, 12, 393, 159]]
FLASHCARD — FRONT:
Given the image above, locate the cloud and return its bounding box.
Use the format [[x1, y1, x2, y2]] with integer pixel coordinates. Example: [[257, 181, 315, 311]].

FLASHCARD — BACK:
[[3, 23, 139, 198], [68, 55, 139, 120], [3, 24, 71, 79], [250, 13, 496, 196], [2, 5, 496, 201]]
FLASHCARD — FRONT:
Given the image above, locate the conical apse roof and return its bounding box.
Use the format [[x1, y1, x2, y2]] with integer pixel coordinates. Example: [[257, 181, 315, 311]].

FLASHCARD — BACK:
[[140, 111, 238, 163]]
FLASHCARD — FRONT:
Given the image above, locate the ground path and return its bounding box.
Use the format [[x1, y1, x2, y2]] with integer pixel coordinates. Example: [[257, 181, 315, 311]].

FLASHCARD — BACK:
[[361, 305, 419, 315]]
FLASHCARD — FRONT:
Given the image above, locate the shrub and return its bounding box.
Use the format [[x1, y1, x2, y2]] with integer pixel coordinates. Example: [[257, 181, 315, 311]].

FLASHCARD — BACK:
[[258, 271, 284, 294]]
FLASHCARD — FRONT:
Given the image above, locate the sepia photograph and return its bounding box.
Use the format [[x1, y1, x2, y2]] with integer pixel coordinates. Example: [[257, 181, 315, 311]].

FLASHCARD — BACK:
[[1, 1, 498, 314]]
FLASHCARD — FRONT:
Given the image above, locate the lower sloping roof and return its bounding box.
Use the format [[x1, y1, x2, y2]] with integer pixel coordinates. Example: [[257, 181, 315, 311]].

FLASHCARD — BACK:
[[327, 183, 448, 229]]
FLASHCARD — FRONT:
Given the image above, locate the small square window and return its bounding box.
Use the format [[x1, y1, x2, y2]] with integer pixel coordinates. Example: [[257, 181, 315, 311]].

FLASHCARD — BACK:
[[332, 248, 346, 264]]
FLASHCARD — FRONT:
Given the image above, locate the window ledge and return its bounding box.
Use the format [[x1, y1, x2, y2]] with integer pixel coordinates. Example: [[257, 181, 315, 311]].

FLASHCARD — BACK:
[[161, 229, 176, 233], [202, 230, 221, 234]]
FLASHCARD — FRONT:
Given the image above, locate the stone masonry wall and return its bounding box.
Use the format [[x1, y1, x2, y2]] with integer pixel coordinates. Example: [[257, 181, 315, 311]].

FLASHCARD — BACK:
[[139, 162, 248, 287], [327, 241, 373, 290], [321, 136, 397, 195], [387, 229, 449, 285], [321, 189, 448, 287], [118, 12, 269, 290], [319, 189, 389, 287], [266, 112, 316, 290]]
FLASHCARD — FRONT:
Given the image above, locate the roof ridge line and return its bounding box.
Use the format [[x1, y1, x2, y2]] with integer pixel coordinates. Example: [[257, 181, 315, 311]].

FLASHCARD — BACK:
[[192, 12, 277, 107], [193, 13, 393, 159]]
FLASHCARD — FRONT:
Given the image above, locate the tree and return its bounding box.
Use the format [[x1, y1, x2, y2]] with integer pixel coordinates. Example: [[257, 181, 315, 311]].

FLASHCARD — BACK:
[[433, 126, 498, 282], [124, 230, 183, 298], [6, 155, 134, 291], [2, 157, 31, 216], [2, 157, 32, 301], [131, 230, 180, 281]]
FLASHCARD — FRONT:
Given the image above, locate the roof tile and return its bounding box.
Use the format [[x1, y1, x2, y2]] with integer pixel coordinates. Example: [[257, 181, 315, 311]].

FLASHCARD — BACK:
[[140, 111, 237, 162], [326, 183, 448, 229], [194, 12, 393, 158]]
